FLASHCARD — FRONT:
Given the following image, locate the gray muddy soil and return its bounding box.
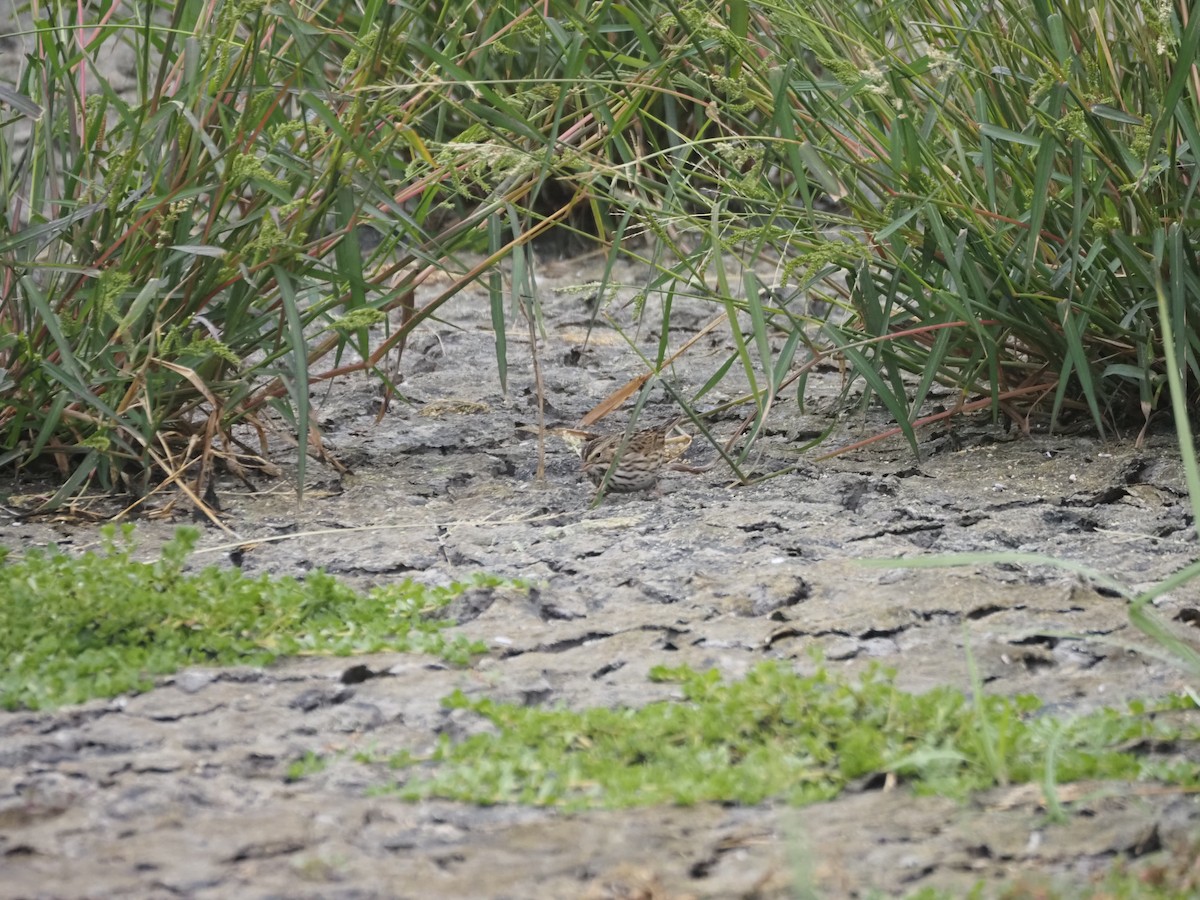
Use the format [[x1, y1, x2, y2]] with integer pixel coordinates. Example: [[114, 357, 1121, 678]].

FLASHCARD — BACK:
[[2, 247, 1199, 898]]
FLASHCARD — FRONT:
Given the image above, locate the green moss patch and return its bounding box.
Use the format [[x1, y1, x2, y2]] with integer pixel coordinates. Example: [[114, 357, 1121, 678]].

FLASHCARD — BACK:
[[386, 663, 1198, 809], [0, 526, 492, 710]]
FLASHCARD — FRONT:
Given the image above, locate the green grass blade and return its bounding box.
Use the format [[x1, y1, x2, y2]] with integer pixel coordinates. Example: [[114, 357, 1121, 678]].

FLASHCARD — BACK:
[[827, 329, 920, 457], [488, 213, 508, 394], [271, 264, 310, 501]]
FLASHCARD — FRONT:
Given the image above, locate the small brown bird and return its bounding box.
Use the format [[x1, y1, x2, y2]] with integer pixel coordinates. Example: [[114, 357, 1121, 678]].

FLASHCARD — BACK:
[[541, 421, 692, 494], [581, 428, 667, 493]]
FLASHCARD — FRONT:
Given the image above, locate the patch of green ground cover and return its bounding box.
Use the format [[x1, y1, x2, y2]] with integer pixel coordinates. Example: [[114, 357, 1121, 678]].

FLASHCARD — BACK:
[[384, 663, 1198, 810], [0, 526, 493, 710], [903, 847, 1200, 900], [286, 751, 330, 783]]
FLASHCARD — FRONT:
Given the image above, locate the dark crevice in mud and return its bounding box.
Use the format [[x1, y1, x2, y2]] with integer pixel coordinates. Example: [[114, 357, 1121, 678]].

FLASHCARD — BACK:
[[860, 626, 906, 640], [519, 685, 554, 705], [132, 703, 227, 723], [899, 522, 944, 539], [527, 512, 578, 528], [340, 664, 379, 685], [840, 481, 871, 511], [689, 856, 716, 879], [182, 739, 221, 752], [1156, 523, 1195, 539], [446, 472, 476, 490], [628, 625, 690, 653], [845, 770, 892, 793], [326, 562, 428, 577], [916, 609, 1003, 624], [1, 845, 42, 858], [2, 741, 126, 768], [1011, 634, 1059, 650], [132, 762, 184, 775], [85, 739, 142, 756], [1118, 457, 1152, 485], [289, 687, 356, 712], [985, 499, 1046, 513], [1176, 607, 1200, 627], [1046, 604, 1087, 615], [242, 752, 279, 771], [783, 581, 811, 605], [764, 626, 807, 648], [624, 581, 679, 604], [1079, 625, 1121, 639], [1116, 739, 1192, 759], [847, 521, 943, 542], [532, 600, 586, 622], [798, 629, 853, 640], [966, 604, 1008, 620], [916, 611, 964, 627], [994, 561, 1048, 576], [0, 708, 116, 738], [401, 441, 500, 457], [737, 521, 784, 534], [591, 661, 626, 679], [1128, 824, 1164, 856], [228, 840, 307, 862], [897, 864, 939, 884], [433, 587, 498, 623], [1011, 652, 1055, 672], [636, 624, 689, 638], [1063, 485, 1129, 507], [1044, 509, 1100, 531], [689, 831, 769, 879], [503, 632, 617, 657], [204, 669, 269, 685]]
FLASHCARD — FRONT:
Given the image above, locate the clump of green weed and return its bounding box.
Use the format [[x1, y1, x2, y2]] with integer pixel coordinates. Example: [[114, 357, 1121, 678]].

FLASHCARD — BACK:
[[286, 751, 330, 783], [385, 662, 1197, 810], [0, 525, 493, 710]]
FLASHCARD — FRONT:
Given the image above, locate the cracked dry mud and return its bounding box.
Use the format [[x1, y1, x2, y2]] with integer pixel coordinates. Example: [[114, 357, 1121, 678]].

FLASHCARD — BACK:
[[2, 249, 1199, 899]]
